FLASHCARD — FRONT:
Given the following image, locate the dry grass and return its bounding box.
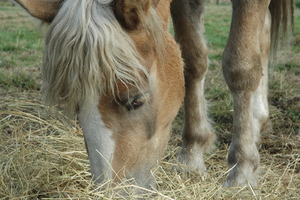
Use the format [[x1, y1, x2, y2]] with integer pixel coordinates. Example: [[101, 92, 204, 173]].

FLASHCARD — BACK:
[[0, 93, 299, 199], [1, 1, 300, 200]]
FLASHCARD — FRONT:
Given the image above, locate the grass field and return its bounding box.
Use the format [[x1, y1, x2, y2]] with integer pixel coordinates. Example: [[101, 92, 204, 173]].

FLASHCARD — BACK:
[[0, 1, 299, 199]]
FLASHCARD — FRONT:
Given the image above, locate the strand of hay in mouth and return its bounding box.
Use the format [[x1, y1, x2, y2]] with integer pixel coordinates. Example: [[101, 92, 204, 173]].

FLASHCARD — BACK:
[[0, 93, 299, 199]]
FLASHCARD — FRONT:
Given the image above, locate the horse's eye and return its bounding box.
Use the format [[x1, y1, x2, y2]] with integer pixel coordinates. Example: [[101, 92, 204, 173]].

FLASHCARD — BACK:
[[126, 93, 150, 111], [128, 98, 144, 110]]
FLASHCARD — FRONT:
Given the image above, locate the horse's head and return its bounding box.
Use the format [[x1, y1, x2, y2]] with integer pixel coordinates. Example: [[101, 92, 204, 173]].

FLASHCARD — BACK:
[[14, 0, 184, 191]]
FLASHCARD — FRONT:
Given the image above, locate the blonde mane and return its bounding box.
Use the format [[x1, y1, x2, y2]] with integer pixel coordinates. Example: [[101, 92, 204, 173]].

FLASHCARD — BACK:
[[42, 0, 164, 115]]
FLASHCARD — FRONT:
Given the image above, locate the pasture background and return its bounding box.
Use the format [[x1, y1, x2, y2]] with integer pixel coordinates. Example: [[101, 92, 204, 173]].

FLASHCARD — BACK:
[[0, 0, 299, 199]]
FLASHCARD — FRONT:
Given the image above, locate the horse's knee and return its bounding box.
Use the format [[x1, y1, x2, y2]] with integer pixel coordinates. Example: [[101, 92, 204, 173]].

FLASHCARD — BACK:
[[184, 45, 208, 82], [222, 52, 263, 93]]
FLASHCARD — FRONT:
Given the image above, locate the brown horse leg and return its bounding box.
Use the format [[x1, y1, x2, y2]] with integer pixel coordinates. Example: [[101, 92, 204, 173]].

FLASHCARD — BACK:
[[222, 0, 271, 187], [171, 0, 216, 173]]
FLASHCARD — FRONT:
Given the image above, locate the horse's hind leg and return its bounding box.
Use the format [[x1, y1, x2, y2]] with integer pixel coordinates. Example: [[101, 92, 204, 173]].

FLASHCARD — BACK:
[[222, 2, 271, 187], [171, 0, 216, 173]]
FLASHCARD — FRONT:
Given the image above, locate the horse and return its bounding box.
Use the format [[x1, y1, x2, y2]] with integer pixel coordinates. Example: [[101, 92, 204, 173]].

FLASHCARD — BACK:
[[12, 0, 294, 193]]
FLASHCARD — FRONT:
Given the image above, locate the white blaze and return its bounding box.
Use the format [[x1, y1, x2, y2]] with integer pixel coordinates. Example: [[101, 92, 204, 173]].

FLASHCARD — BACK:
[[78, 100, 115, 183]]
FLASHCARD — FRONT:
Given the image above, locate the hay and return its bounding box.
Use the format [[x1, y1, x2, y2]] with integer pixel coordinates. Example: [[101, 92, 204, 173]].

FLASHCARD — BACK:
[[0, 92, 299, 199]]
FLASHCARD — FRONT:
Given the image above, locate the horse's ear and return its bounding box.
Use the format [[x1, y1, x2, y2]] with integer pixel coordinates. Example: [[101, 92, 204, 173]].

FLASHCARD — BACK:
[[114, 0, 153, 30], [12, 0, 63, 23]]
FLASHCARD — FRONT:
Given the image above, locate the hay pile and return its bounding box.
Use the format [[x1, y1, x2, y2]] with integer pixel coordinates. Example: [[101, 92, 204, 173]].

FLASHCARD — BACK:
[[0, 92, 299, 199]]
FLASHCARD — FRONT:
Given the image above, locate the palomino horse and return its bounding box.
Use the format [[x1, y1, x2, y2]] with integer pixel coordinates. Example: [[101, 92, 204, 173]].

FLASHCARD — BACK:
[[12, 0, 293, 192]]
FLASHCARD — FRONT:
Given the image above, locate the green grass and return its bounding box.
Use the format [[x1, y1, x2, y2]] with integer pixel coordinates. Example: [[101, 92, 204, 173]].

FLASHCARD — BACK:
[[0, 70, 37, 90], [296, 0, 300, 9], [0, 5, 43, 91], [0, 28, 44, 52], [205, 5, 231, 61]]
